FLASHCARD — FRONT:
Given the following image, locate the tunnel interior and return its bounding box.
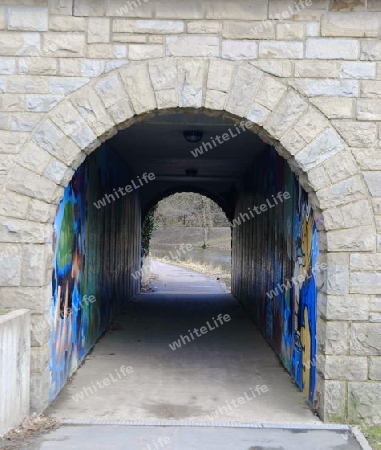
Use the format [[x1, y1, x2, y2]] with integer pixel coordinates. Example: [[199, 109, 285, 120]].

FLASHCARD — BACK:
[[50, 111, 319, 409]]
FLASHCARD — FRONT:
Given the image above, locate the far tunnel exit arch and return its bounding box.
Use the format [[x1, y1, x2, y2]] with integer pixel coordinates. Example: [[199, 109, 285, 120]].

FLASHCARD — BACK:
[[3, 58, 376, 422]]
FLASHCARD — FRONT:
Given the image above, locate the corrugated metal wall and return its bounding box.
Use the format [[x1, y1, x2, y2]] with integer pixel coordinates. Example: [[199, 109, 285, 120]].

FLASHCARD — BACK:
[[50, 143, 141, 401], [232, 147, 319, 403]]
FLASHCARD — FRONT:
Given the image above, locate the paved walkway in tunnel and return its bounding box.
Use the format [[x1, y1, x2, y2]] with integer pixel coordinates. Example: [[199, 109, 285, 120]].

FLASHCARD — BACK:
[[47, 261, 320, 425]]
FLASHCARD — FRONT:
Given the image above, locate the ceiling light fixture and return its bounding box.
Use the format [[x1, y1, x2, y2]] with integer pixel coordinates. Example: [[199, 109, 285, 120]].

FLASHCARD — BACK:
[[183, 130, 203, 143]]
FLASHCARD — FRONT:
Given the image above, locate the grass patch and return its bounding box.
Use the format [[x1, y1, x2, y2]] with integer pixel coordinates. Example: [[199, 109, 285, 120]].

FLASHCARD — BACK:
[[361, 425, 381, 449], [0, 308, 9, 315]]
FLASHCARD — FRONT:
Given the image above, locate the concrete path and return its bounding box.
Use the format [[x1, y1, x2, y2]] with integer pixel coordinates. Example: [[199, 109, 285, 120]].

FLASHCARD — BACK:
[[47, 261, 319, 424], [13, 424, 362, 450]]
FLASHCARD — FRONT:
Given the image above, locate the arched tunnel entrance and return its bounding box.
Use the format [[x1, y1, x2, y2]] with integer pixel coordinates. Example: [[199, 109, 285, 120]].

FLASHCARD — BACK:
[[48, 111, 322, 424]]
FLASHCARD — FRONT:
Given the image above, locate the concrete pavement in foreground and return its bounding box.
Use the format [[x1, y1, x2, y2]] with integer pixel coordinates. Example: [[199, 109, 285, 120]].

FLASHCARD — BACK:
[[46, 260, 319, 424], [11, 424, 362, 450]]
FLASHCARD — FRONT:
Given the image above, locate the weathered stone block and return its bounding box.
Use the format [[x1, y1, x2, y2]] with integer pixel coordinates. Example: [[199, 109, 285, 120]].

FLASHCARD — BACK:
[[87, 43, 127, 59], [8, 7, 48, 32], [265, 91, 308, 139], [0, 286, 50, 314], [327, 227, 375, 252], [311, 97, 354, 119], [129, 44, 163, 60], [306, 38, 359, 59], [187, 21, 221, 34], [361, 40, 381, 61], [370, 358, 381, 380], [207, 60, 235, 93], [50, 102, 97, 151], [222, 40, 257, 60], [276, 23, 304, 40], [295, 129, 344, 171], [226, 63, 263, 117], [49, 0, 73, 15], [323, 152, 357, 183], [325, 294, 369, 321], [21, 244, 51, 286], [205, 90, 226, 111], [49, 76, 90, 95], [18, 141, 51, 174], [32, 120, 81, 166], [42, 32, 86, 57], [0, 243, 21, 286], [363, 172, 381, 197], [332, 121, 377, 147], [27, 198, 55, 223], [0, 131, 28, 154], [74, 0, 105, 16], [255, 76, 287, 111], [357, 99, 381, 120], [0, 57, 16, 74], [166, 36, 219, 57], [340, 61, 376, 79], [94, 73, 127, 108], [252, 59, 292, 77], [0, 32, 40, 56], [205, 0, 268, 20], [259, 41, 303, 59], [177, 60, 206, 108], [154, 88, 177, 109], [88, 18, 110, 43], [19, 57, 57, 75], [291, 79, 359, 97], [148, 59, 176, 92], [295, 61, 340, 78], [246, 103, 271, 126], [321, 13, 378, 37], [324, 356, 367, 380], [7, 75, 49, 94], [119, 63, 156, 113], [315, 377, 347, 422], [318, 176, 365, 209], [350, 323, 381, 355], [71, 87, 115, 137], [350, 272, 381, 295], [26, 94, 63, 112], [113, 19, 184, 34], [223, 21, 275, 40], [49, 16, 85, 32], [348, 382, 381, 423]]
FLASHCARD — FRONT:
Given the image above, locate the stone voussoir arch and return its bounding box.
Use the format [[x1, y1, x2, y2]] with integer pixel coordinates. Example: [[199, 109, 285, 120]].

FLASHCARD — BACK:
[[4, 57, 374, 243]]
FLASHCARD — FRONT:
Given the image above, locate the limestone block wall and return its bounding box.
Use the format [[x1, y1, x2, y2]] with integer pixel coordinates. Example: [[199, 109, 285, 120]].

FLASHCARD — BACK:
[[0, 310, 30, 437], [0, 0, 379, 423]]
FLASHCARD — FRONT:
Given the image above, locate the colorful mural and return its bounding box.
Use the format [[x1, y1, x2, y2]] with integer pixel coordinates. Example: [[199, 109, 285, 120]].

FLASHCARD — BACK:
[[232, 146, 319, 403], [50, 144, 141, 401]]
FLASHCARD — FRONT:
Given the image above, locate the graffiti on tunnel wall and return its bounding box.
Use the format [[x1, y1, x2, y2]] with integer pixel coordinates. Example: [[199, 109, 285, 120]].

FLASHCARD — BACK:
[[232, 147, 319, 403], [50, 144, 140, 401]]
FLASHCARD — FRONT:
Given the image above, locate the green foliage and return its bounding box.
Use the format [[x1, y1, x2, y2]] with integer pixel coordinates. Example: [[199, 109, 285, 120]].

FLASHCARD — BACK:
[[362, 425, 381, 450], [142, 206, 158, 252]]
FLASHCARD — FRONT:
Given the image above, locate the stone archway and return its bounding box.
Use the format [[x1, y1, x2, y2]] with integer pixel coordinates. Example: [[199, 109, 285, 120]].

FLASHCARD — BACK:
[[0, 58, 377, 422]]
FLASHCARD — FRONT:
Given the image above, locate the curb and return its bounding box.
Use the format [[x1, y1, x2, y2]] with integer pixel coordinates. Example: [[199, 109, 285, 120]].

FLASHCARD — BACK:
[[351, 426, 373, 450], [62, 419, 350, 431]]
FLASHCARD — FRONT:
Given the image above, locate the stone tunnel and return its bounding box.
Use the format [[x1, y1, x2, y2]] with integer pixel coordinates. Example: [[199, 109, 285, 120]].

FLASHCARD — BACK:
[[0, 0, 380, 427]]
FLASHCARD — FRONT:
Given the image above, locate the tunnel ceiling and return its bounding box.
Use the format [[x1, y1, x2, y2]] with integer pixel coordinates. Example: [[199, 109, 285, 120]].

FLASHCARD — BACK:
[[108, 112, 268, 182], [107, 112, 269, 217]]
